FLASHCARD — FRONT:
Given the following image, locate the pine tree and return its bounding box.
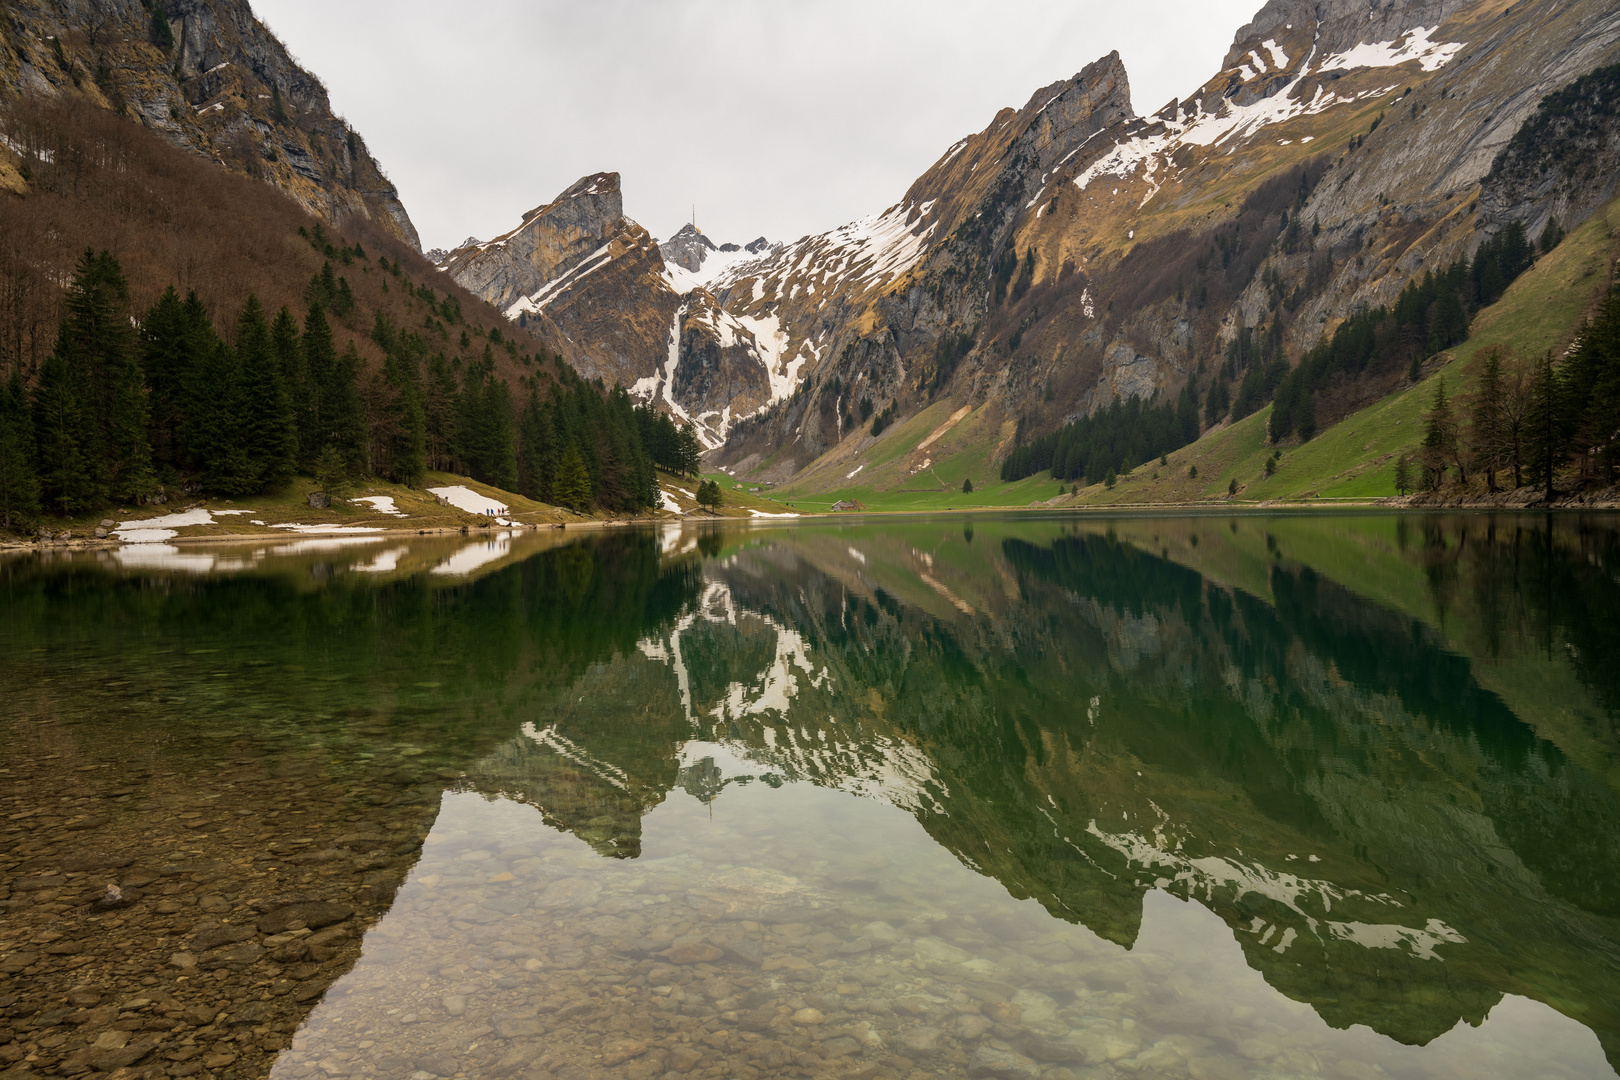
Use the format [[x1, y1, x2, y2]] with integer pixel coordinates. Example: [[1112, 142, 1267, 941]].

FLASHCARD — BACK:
[[962, 477, 973, 494], [188, 339, 256, 495], [1394, 454, 1411, 496], [1421, 378, 1459, 489], [149, 1, 175, 49], [327, 342, 370, 477], [236, 296, 298, 490], [1525, 350, 1567, 499], [423, 354, 460, 472], [297, 301, 338, 465], [1469, 348, 1507, 492], [676, 424, 703, 478], [32, 353, 95, 515], [0, 371, 41, 530], [554, 444, 592, 511]]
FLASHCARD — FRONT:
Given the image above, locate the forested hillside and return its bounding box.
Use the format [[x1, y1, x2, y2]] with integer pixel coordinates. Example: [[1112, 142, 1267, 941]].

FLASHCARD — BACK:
[[0, 96, 692, 530]]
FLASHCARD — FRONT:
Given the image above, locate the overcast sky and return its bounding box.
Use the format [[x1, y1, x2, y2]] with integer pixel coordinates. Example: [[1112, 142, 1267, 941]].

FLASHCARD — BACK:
[[251, 0, 1261, 253]]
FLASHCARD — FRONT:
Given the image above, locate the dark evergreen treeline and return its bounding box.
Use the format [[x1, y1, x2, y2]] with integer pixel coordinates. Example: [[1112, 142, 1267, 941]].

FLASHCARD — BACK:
[[1413, 286, 1620, 496], [1000, 381, 1201, 484], [0, 248, 699, 529], [1269, 223, 1541, 442]]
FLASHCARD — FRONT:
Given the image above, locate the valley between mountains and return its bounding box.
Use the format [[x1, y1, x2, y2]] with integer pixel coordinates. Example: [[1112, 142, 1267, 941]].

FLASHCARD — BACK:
[[422, 0, 1620, 511], [2, 0, 1620, 530]]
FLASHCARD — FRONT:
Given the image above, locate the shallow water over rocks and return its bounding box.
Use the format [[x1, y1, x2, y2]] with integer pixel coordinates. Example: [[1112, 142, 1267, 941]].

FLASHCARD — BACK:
[[3, 514, 1619, 1080]]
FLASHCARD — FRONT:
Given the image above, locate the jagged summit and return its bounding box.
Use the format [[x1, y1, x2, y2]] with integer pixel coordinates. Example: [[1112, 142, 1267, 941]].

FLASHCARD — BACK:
[[659, 223, 716, 272], [440, 172, 627, 314], [437, 0, 1620, 491]]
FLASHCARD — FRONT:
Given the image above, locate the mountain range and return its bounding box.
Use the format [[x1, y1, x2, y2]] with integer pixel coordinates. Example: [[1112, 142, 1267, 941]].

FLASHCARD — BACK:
[[429, 0, 1620, 488], [2, 0, 1618, 503]]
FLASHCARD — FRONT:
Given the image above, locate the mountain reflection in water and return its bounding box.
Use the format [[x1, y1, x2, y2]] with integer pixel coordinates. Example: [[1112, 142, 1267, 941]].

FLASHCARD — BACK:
[[3, 515, 1617, 1080]]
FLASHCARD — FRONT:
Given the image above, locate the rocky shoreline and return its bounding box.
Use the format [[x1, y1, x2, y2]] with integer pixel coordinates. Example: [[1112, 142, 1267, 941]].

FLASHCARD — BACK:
[[0, 722, 444, 1080]]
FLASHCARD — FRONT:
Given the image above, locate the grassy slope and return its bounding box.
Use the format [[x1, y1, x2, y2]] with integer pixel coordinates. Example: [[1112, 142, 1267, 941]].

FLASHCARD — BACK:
[[759, 192, 1619, 513], [766, 400, 1071, 512], [668, 472, 799, 518], [1073, 192, 1620, 507]]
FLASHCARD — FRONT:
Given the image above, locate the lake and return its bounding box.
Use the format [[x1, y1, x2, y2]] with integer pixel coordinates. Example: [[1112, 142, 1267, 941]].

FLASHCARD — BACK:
[[2, 513, 1617, 1080]]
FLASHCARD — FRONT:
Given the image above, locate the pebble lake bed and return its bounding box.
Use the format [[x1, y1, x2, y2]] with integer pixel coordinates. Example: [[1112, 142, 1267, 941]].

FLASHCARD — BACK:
[[3, 515, 1618, 1080]]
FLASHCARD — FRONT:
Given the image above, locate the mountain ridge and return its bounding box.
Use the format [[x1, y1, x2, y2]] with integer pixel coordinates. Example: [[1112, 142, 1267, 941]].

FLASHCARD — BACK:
[[431, 0, 1618, 496], [0, 0, 422, 250]]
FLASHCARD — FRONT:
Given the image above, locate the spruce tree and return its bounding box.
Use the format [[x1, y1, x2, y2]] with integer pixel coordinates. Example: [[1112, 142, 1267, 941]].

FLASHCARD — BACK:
[[1470, 348, 1507, 492], [140, 287, 205, 476], [149, 2, 175, 49], [269, 306, 305, 402], [423, 354, 459, 471], [376, 339, 427, 487], [314, 445, 353, 501], [518, 389, 558, 502], [32, 353, 95, 515], [106, 349, 155, 502], [298, 301, 336, 465], [237, 297, 298, 490], [328, 342, 370, 476], [1566, 290, 1620, 480], [0, 371, 41, 530], [188, 339, 256, 495], [1204, 377, 1230, 427], [1525, 350, 1567, 498], [1421, 379, 1459, 489], [554, 444, 592, 510], [676, 424, 703, 478], [57, 250, 151, 503], [482, 372, 519, 492]]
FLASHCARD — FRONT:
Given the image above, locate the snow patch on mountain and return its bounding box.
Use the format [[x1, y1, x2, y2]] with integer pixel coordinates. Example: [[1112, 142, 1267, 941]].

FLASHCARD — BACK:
[[1072, 28, 1459, 198], [664, 244, 774, 293], [1317, 26, 1463, 74]]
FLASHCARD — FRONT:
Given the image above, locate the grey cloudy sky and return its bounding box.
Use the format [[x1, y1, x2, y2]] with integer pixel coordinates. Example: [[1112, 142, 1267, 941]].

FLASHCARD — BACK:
[[250, 0, 1262, 253]]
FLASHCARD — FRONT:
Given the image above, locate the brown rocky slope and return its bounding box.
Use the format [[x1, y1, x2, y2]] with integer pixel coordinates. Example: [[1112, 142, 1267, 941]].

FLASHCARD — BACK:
[[0, 0, 420, 250]]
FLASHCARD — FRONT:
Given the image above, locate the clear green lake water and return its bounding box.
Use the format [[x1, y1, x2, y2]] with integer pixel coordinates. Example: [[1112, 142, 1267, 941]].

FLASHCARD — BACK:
[[3, 513, 1619, 1080]]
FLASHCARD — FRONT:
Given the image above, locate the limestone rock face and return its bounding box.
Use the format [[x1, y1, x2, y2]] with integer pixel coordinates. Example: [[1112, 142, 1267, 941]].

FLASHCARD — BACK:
[[523, 217, 683, 396], [709, 0, 1620, 485], [672, 290, 773, 424], [443, 174, 791, 447], [1479, 64, 1620, 242], [0, 0, 422, 249], [442, 173, 627, 315], [1225, 0, 1475, 69]]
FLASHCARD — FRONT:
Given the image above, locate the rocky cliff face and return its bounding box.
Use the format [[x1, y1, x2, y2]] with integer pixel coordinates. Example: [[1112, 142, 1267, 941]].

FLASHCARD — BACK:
[[446, 0, 1618, 480], [659, 223, 714, 272], [706, 0, 1620, 482], [0, 0, 421, 249], [440, 173, 627, 314], [441, 174, 790, 445]]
